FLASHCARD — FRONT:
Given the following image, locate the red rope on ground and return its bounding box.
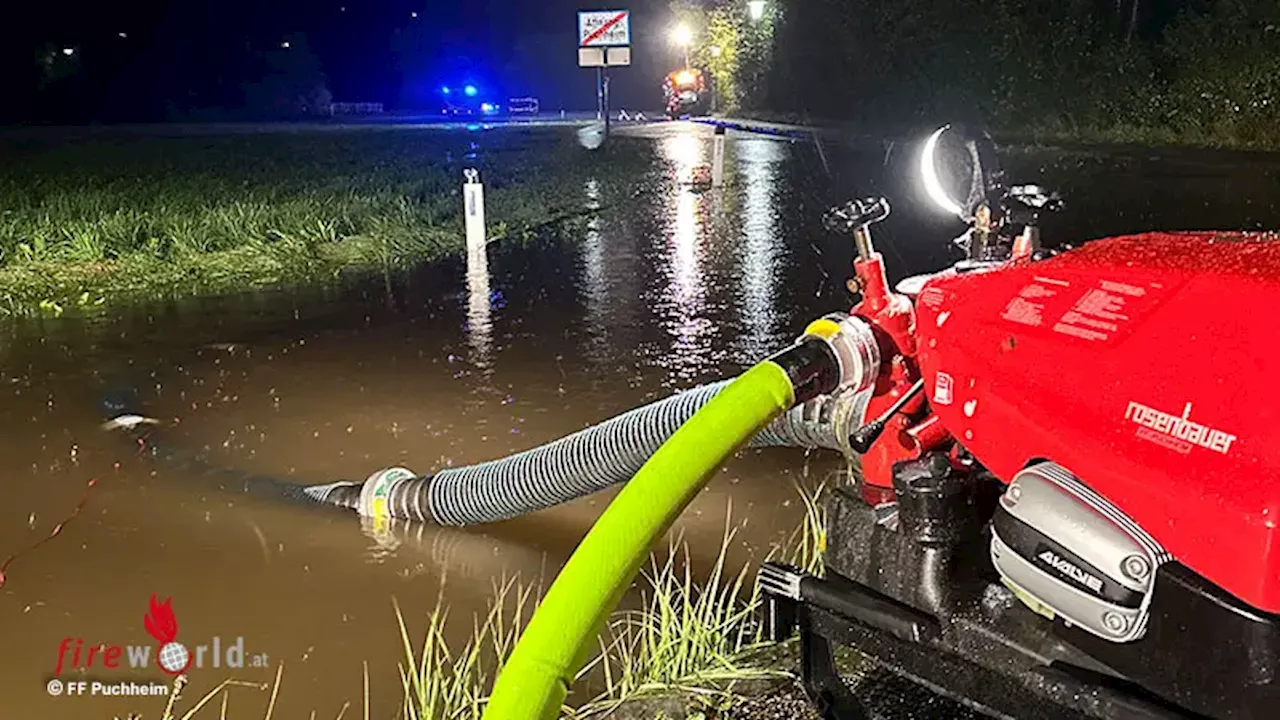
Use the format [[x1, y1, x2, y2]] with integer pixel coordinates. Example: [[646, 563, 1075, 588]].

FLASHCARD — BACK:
[[0, 477, 100, 590]]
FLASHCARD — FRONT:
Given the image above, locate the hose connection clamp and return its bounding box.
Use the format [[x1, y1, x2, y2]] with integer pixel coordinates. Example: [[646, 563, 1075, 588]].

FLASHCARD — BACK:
[[357, 467, 417, 524], [801, 313, 881, 395]]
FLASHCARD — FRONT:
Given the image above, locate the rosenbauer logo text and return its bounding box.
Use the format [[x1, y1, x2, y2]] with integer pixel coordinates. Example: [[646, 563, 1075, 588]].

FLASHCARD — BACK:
[[53, 594, 268, 677]]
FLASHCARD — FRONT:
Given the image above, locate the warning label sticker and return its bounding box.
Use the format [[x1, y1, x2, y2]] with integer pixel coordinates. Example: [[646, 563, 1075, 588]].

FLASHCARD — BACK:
[[996, 275, 1175, 345]]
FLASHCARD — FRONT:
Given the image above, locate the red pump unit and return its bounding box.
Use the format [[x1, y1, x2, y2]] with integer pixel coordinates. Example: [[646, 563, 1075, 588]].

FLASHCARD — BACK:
[[915, 231, 1280, 612], [759, 126, 1280, 720]]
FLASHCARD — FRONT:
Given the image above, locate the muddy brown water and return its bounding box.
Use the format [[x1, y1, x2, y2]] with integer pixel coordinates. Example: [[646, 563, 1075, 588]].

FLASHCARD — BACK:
[[3, 123, 1280, 719]]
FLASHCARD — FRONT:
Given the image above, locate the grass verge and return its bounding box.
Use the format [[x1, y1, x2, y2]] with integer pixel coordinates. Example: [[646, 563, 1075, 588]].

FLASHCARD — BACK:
[[0, 126, 655, 317]]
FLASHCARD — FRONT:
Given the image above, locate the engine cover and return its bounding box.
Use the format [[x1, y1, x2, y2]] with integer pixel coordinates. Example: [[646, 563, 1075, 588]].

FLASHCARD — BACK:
[[913, 231, 1280, 614], [991, 462, 1171, 643]]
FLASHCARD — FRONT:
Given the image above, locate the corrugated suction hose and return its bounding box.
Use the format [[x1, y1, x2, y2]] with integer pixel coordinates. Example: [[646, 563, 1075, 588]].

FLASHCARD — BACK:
[[296, 378, 866, 526]]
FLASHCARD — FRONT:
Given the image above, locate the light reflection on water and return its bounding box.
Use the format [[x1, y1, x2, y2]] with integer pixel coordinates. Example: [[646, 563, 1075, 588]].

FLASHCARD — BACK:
[[580, 178, 610, 367], [654, 129, 717, 386], [465, 241, 493, 372], [736, 138, 789, 362], [571, 127, 799, 386]]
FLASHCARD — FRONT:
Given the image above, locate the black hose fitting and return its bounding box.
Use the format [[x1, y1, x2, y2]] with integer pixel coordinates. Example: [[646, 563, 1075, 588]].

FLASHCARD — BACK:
[[769, 338, 842, 405]]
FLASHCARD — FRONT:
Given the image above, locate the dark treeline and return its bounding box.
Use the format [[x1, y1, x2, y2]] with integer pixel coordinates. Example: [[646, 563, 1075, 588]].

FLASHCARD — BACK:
[[762, 0, 1280, 146]]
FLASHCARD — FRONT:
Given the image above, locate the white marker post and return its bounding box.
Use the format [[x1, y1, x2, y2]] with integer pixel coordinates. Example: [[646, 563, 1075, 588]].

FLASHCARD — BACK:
[[464, 168, 486, 256], [712, 125, 727, 188]]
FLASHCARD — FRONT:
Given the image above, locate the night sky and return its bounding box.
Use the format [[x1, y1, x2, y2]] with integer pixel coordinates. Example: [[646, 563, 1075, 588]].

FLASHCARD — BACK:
[[8, 0, 688, 119]]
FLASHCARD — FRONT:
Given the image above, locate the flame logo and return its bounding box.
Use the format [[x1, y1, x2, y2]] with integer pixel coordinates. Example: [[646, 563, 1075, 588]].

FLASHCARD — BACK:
[[144, 594, 178, 644], [144, 594, 190, 674]]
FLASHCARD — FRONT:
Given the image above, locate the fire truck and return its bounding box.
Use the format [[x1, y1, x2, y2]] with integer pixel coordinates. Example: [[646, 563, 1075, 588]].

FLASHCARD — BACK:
[[663, 68, 709, 119]]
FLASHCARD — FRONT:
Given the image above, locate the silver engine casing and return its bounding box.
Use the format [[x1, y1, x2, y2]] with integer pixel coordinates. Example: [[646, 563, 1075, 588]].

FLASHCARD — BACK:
[[990, 461, 1171, 643]]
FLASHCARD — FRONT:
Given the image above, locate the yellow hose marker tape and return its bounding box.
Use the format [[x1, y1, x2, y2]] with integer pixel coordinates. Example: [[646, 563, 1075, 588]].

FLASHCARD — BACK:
[[803, 317, 842, 340], [371, 497, 389, 534]]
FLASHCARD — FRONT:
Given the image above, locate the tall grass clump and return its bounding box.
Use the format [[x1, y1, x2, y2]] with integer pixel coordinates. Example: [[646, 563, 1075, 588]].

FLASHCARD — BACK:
[[785, 475, 829, 576], [396, 577, 536, 720], [578, 532, 786, 717]]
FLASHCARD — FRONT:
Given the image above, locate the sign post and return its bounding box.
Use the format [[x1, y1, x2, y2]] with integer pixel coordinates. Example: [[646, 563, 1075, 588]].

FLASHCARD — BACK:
[[578, 10, 632, 141]]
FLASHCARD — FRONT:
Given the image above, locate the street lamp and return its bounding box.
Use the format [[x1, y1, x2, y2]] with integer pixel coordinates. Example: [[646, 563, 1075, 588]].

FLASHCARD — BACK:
[[671, 24, 693, 68], [748, 0, 766, 22]]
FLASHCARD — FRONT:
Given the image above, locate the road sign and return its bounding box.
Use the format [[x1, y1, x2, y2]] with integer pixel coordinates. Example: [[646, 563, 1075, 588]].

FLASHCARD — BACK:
[[578, 10, 630, 47], [578, 47, 631, 68], [606, 47, 631, 66]]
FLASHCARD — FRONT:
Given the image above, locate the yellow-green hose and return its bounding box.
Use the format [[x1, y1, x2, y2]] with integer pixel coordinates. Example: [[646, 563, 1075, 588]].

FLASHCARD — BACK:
[[482, 359, 804, 719]]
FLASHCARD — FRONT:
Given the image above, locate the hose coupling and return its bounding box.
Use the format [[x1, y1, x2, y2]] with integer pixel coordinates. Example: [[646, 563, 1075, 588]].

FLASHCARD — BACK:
[[800, 313, 881, 395], [357, 467, 418, 519]]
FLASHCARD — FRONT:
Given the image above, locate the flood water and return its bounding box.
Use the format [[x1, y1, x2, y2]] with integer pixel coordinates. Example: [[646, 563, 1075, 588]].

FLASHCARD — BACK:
[[3, 122, 1280, 719]]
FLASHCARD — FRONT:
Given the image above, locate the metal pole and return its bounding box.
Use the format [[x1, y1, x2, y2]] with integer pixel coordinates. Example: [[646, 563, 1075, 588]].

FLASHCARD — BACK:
[[596, 66, 604, 120], [603, 67, 612, 139], [712, 125, 726, 187]]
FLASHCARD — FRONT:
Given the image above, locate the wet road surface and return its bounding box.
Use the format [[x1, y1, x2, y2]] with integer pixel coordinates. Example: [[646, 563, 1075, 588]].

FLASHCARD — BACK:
[[2, 120, 1279, 719]]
